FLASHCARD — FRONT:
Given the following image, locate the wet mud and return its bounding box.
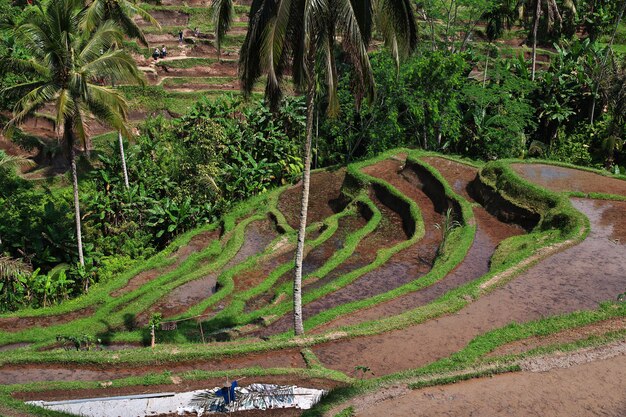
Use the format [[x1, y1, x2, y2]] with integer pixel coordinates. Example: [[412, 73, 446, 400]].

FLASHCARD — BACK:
[[0, 349, 305, 385], [256, 160, 417, 337], [244, 213, 369, 315], [512, 163, 626, 197], [112, 228, 221, 297], [135, 219, 279, 325], [317, 159, 524, 331], [277, 169, 346, 230], [313, 198, 625, 377], [360, 353, 626, 417], [0, 307, 97, 333], [487, 316, 626, 358]]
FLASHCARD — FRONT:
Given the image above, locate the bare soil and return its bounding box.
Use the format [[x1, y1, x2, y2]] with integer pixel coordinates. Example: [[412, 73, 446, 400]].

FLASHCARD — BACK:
[[312, 198, 626, 377], [488, 316, 626, 358], [244, 213, 369, 316], [316, 158, 524, 331], [512, 163, 626, 197], [0, 349, 305, 385], [278, 169, 346, 230], [357, 351, 626, 417], [259, 173, 410, 337], [135, 219, 279, 325], [136, 10, 189, 27], [0, 306, 97, 333], [112, 228, 221, 297], [156, 62, 238, 78]]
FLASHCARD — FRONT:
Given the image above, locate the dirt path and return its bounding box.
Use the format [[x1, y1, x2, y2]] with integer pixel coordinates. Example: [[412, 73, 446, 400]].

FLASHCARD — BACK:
[[355, 344, 626, 417], [312, 198, 626, 376]]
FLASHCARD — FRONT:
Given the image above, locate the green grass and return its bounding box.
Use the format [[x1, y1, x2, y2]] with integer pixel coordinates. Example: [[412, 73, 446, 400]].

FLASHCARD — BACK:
[[4, 150, 626, 416]]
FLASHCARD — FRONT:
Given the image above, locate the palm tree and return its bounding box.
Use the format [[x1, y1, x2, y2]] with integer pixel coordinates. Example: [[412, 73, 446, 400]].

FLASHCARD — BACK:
[[82, 0, 160, 189], [0, 150, 35, 172], [210, 0, 234, 61], [216, 0, 417, 335], [526, 0, 576, 80], [3, 0, 144, 266], [81, 0, 160, 47]]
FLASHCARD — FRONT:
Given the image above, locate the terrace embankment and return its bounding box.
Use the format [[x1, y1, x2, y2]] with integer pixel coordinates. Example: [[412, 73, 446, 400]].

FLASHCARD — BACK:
[[312, 192, 625, 377], [315, 157, 524, 331]]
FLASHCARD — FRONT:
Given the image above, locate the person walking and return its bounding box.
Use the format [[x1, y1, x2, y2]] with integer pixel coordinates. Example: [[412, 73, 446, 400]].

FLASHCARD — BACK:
[[160, 45, 167, 58], [178, 30, 183, 45], [152, 47, 160, 60]]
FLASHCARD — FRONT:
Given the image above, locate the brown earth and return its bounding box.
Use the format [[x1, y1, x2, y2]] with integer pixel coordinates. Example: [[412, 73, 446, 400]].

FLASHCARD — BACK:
[[135, 218, 279, 325], [488, 316, 626, 358], [259, 177, 411, 337], [315, 158, 524, 331], [278, 169, 346, 230], [0, 306, 97, 333], [112, 228, 221, 297], [312, 198, 626, 377], [0, 349, 305, 385], [512, 163, 626, 197], [244, 213, 369, 316], [356, 352, 626, 417]]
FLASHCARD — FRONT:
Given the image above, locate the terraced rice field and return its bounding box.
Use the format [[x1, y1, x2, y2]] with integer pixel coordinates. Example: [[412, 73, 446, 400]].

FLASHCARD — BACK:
[[0, 149, 624, 416]]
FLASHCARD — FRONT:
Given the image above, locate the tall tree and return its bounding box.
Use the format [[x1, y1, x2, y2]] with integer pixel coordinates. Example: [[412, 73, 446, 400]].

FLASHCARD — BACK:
[[82, 0, 160, 189], [81, 0, 160, 47], [216, 0, 417, 335], [3, 0, 144, 267]]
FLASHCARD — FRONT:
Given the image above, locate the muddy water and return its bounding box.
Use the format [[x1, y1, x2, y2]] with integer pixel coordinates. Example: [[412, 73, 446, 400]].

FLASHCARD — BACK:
[[361, 353, 626, 417], [421, 157, 479, 201], [0, 307, 96, 333], [0, 349, 305, 385], [487, 316, 626, 358], [257, 161, 416, 337], [112, 229, 221, 297], [512, 163, 626, 197], [244, 214, 368, 314], [313, 198, 626, 377], [278, 169, 346, 230], [313, 157, 521, 331], [0, 343, 30, 352], [135, 219, 279, 325]]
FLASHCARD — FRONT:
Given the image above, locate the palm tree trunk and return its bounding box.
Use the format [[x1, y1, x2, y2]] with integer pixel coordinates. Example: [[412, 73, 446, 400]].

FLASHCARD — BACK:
[[293, 58, 316, 337], [531, 0, 541, 81], [118, 131, 130, 189], [69, 133, 85, 267], [590, 2, 626, 124]]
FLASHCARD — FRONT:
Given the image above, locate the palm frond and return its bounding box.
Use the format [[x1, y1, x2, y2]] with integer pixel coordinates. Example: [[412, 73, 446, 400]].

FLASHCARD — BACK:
[[374, 0, 417, 65], [79, 20, 125, 63], [211, 0, 234, 59], [81, 49, 145, 86]]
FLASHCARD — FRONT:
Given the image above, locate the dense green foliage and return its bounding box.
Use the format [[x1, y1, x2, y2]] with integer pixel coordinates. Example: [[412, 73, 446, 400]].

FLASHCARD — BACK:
[[317, 38, 625, 170], [1, 0, 626, 313], [0, 95, 304, 312]]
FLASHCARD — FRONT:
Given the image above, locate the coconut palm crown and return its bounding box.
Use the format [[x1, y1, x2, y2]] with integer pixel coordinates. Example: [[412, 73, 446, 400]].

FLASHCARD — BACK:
[[214, 0, 417, 335], [3, 0, 145, 266]]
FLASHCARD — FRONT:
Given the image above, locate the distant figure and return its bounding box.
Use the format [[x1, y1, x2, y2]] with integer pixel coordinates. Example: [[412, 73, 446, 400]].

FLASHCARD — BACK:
[[152, 48, 160, 60], [178, 30, 183, 44], [194, 27, 199, 37], [160, 45, 167, 58]]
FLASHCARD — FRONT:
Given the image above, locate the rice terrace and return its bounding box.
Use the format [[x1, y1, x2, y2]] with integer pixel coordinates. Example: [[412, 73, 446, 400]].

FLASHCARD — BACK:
[[0, 0, 625, 416]]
